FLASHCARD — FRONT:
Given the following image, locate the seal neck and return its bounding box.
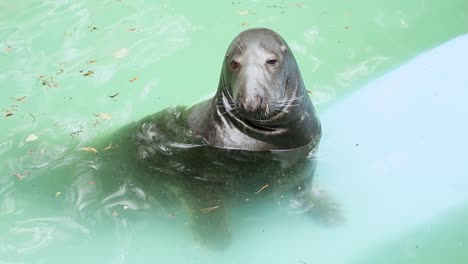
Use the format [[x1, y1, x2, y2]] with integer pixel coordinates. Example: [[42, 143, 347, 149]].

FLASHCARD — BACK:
[[213, 84, 319, 150]]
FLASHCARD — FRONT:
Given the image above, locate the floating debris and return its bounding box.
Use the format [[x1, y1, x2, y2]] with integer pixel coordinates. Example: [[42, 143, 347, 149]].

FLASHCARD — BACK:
[[94, 113, 112, 120], [306, 89, 312, 94], [3, 105, 18, 117], [129, 77, 138, 82], [112, 211, 119, 217], [56, 69, 64, 75], [92, 120, 101, 128], [88, 25, 99, 31], [112, 48, 128, 59], [25, 134, 39, 142], [89, 181, 96, 185], [87, 60, 97, 64], [103, 143, 119, 151], [11, 96, 27, 103], [267, 5, 287, 8], [12, 173, 23, 181], [83, 70, 94, 77], [238, 10, 253, 15], [109, 92, 120, 99], [79, 147, 98, 154], [70, 129, 83, 137], [55, 192, 61, 197], [201, 205, 220, 213], [123, 205, 129, 210], [255, 184, 269, 194], [37, 75, 59, 88], [241, 22, 249, 26], [11, 171, 31, 181]]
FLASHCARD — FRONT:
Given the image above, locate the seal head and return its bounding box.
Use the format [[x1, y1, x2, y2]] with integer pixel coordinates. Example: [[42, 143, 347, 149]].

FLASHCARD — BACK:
[[188, 28, 321, 151]]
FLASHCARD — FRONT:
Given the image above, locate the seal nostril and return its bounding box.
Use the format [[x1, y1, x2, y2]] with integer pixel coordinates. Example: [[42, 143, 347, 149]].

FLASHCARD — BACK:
[[258, 97, 264, 111]]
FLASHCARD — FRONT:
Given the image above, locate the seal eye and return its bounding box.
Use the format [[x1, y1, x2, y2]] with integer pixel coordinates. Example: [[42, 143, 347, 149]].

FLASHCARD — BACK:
[[230, 60, 240, 70], [266, 59, 279, 67]]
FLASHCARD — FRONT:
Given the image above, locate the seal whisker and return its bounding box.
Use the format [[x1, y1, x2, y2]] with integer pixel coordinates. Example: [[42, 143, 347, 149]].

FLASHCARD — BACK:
[[236, 36, 245, 51], [233, 42, 243, 52]]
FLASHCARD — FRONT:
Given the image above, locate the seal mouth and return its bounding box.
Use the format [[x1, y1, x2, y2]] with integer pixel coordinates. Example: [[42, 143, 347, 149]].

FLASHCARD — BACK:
[[219, 89, 292, 135]]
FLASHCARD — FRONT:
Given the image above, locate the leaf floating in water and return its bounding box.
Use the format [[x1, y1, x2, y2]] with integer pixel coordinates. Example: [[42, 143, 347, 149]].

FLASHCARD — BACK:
[[88, 25, 99, 31], [103, 143, 119, 151], [83, 70, 94, 77], [55, 192, 61, 197], [37, 75, 59, 88], [94, 113, 112, 120], [92, 120, 101, 128], [255, 184, 269, 194], [201, 205, 220, 213], [241, 22, 249, 26], [12, 171, 31, 181], [87, 60, 97, 64], [109, 92, 120, 99], [70, 129, 83, 136], [3, 105, 18, 117], [112, 48, 128, 59], [79, 147, 98, 154], [238, 10, 252, 15], [266, 5, 287, 8], [12, 173, 23, 181], [11, 96, 27, 104], [129, 77, 138, 82], [25, 134, 39, 142]]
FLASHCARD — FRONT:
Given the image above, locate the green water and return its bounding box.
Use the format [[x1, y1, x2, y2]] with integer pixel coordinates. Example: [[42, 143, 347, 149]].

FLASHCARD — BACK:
[[1, 1, 468, 263]]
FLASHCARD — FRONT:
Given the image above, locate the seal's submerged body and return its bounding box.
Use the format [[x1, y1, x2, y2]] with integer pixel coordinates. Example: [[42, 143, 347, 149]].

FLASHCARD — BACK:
[[99, 28, 332, 249]]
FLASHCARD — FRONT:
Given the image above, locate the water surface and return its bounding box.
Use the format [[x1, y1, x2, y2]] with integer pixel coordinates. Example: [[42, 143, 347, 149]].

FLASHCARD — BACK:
[[1, 1, 468, 263]]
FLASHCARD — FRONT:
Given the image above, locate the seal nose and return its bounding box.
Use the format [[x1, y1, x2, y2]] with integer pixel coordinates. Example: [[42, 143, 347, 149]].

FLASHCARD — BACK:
[[238, 95, 264, 113]]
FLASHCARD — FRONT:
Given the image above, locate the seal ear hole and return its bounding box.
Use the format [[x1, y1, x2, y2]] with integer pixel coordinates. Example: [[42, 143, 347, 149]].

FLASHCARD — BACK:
[[266, 59, 279, 67], [230, 60, 240, 70]]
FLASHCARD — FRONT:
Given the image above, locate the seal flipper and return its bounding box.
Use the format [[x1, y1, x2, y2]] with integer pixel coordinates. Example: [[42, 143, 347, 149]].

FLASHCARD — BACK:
[[290, 185, 344, 226], [181, 179, 231, 250], [190, 202, 231, 250]]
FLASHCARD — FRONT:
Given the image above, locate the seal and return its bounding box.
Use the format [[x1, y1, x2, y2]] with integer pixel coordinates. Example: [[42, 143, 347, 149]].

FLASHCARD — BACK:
[[98, 28, 337, 250], [187, 28, 321, 151]]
